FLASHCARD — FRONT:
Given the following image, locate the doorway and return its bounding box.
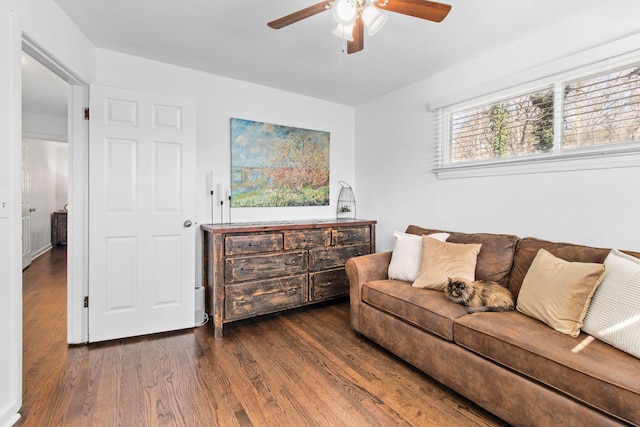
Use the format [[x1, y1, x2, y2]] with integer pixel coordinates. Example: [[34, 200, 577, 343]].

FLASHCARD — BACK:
[[21, 51, 69, 269], [21, 36, 90, 345], [21, 55, 71, 396]]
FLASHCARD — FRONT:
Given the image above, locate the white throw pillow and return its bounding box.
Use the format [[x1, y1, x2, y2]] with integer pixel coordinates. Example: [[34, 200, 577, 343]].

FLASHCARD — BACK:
[[583, 249, 640, 359], [387, 231, 449, 282]]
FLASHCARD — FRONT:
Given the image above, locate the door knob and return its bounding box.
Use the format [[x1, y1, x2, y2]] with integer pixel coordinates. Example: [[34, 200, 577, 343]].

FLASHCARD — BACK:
[[29, 208, 36, 212], [183, 220, 193, 228]]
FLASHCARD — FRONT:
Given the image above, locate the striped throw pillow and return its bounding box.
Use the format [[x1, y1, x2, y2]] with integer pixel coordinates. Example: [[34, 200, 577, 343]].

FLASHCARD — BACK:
[[583, 249, 640, 359]]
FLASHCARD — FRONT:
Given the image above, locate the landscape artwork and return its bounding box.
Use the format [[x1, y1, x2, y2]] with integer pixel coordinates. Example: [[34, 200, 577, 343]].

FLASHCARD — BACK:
[[230, 118, 330, 207]]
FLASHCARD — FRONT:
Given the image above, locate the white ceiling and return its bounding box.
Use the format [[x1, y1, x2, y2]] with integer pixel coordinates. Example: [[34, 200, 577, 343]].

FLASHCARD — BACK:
[[48, 0, 618, 106], [22, 52, 68, 117]]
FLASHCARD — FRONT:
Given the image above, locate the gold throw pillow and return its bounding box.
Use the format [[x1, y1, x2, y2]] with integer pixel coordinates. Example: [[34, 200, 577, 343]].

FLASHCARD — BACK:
[[517, 248, 606, 337], [412, 237, 481, 291]]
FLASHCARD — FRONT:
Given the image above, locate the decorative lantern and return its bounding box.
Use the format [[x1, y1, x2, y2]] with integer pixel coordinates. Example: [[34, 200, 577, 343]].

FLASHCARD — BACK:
[[336, 181, 356, 219]]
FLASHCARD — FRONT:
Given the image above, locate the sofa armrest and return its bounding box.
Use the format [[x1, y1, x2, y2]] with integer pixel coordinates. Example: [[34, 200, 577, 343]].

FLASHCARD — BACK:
[[346, 251, 392, 333]]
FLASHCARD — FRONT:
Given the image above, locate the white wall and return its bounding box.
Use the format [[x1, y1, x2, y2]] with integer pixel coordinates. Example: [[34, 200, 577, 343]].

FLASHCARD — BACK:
[[0, 0, 95, 425], [23, 109, 69, 258], [95, 49, 356, 285], [356, 2, 640, 252], [23, 138, 68, 257], [0, 4, 17, 426], [22, 111, 67, 141], [55, 144, 68, 211]]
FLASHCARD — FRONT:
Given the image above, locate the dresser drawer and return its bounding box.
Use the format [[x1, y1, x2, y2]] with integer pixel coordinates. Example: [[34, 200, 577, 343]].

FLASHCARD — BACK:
[[225, 251, 307, 282], [225, 233, 283, 255], [225, 274, 308, 321], [283, 229, 331, 250], [310, 268, 349, 301], [308, 244, 371, 271], [331, 226, 371, 246]]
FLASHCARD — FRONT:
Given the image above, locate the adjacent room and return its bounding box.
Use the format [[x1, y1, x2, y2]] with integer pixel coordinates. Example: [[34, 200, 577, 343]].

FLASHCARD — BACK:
[[1, 1, 639, 426]]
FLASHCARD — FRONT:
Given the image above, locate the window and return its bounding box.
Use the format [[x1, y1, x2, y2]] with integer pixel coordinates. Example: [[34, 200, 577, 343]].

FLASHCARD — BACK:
[[450, 88, 554, 163], [440, 62, 640, 171], [564, 66, 640, 149]]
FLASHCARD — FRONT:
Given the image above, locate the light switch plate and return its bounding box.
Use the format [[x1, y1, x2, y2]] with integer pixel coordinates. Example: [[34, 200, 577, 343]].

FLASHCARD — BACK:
[[0, 191, 9, 218]]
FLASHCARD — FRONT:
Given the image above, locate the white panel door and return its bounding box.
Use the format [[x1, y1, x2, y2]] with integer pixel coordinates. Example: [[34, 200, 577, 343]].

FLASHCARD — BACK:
[[88, 85, 196, 342], [21, 146, 32, 269]]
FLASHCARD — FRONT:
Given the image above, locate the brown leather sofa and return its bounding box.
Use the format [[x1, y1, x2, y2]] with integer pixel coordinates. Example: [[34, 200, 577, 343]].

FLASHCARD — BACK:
[[346, 225, 640, 426]]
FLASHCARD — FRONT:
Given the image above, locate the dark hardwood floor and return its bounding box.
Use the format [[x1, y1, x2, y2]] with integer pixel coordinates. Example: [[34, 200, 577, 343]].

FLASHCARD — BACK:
[[19, 247, 509, 426]]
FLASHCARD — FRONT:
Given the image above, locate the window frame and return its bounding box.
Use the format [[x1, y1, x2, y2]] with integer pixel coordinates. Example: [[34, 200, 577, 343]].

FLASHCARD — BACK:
[[435, 51, 640, 179]]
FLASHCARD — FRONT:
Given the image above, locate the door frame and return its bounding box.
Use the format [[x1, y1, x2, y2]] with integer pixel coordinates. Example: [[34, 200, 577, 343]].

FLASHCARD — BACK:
[[21, 35, 90, 344]]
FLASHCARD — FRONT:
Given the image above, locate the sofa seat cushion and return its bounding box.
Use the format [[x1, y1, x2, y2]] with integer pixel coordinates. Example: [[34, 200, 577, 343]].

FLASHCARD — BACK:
[[361, 280, 468, 341], [454, 311, 640, 425]]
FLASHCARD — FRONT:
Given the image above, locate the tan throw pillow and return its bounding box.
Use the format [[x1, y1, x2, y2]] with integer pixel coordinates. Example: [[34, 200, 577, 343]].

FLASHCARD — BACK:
[[412, 237, 481, 291], [517, 248, 606, 337]]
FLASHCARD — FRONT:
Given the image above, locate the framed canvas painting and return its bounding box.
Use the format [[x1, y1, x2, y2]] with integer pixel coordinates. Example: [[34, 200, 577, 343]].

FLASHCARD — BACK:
[[230, 118, 330, 207]]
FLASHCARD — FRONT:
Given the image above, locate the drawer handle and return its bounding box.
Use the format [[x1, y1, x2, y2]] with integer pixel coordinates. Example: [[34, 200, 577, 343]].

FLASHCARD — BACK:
[[285, 289, 299, 296], [240, 296, 254, 303], [285, 260, 297, 265], [319, 282, 333, 287]]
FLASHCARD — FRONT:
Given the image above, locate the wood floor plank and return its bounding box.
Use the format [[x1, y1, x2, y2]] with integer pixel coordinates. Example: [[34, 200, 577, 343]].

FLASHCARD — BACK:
[[261, 317, 408, 426], [287, 305, 500, 426], [243, 318, 383, 426], [17, 247, 509, 427]]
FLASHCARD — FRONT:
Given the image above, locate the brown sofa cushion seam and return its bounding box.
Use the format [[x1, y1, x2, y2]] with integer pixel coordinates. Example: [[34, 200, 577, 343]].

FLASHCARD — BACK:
[[361, 291, 458, 341], [457, 338, 628, 424], [454, 323, 636, 423], [457, 326, 637, 394]]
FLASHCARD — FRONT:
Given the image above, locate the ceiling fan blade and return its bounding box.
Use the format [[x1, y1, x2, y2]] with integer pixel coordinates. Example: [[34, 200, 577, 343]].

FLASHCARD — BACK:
[[347, 17, 364, 54], [376, 0, 451, 23], [268, 1, 333, 29]]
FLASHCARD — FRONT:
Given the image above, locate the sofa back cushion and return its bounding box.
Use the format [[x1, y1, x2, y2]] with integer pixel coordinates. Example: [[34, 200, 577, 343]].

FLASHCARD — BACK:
[[405, 226, 519, 286], [506, 237, 640, 298]]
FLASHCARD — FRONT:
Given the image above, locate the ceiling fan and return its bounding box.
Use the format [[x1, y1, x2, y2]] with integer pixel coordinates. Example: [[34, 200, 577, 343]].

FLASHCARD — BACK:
[[267, 0, 451, 54]]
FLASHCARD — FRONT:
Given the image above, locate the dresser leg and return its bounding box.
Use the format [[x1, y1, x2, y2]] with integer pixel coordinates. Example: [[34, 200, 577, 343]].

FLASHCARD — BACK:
[[214, 321, 223, 338]]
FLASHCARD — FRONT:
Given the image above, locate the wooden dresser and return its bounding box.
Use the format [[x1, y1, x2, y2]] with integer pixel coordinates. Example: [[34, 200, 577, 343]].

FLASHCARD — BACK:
[[202, 219, 376, 337], [51, 211, 68, 246]]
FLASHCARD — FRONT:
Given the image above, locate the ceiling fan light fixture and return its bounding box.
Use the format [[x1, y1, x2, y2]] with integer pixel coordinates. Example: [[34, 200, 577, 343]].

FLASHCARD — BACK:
[[361, 3, 387, 36], [332, 0, 358, 26], [268, 0, 452, 54], [331, 23, 354, 41]]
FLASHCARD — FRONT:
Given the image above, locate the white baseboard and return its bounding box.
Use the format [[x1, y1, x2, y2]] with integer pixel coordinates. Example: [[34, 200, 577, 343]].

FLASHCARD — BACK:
[[31, 244, 54, 260], [0, 412, 20, 427]]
